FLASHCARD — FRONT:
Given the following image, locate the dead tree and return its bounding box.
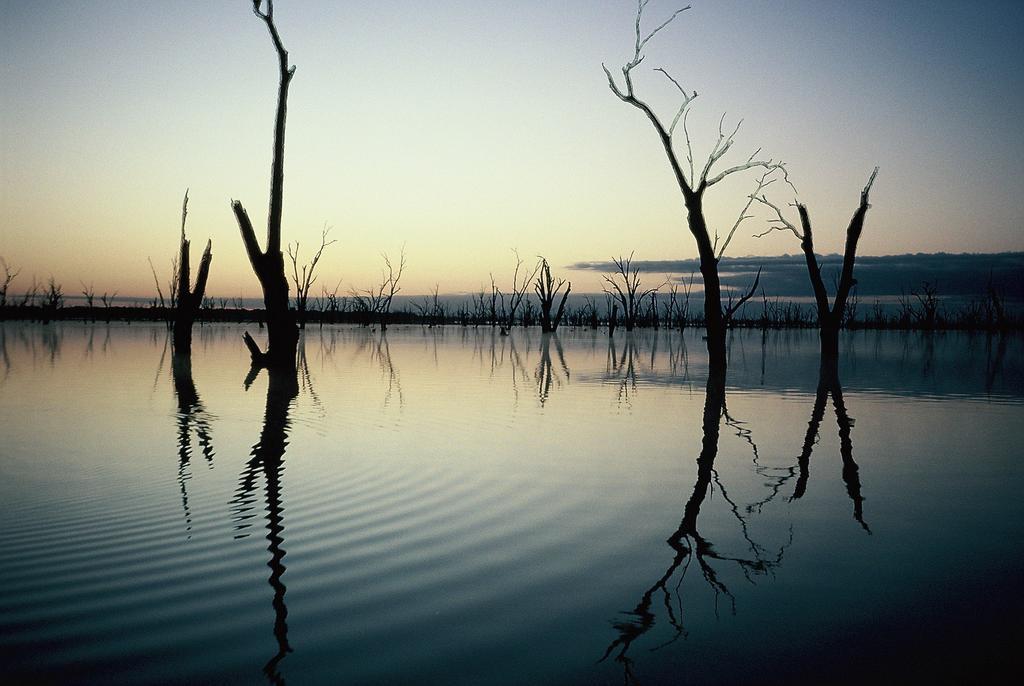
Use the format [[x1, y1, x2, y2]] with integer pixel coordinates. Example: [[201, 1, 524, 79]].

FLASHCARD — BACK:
[[287, 225, 335, 330], [41, 277, 63, 324], [147, 256, 169, 310], [320, 280, 343, 325], [413, 284, 445, 326], [173, 190, 213, 355], [488, 275, 501, 326], [1, 257, 21, 309], [722, 267, 761, 328], [604, 2, 781, 368], [503, 250, 540, 330], [602, 253, 660, 331], [351, 249, 406, 331], [100, 291, 117, 322], [17, 276, 39, 308], [233, 0, 299, 369], [754, 168, 878, 358], [79, 282, 96, 307], [80, 282, 96, 322], [534, 257, 571, 333]]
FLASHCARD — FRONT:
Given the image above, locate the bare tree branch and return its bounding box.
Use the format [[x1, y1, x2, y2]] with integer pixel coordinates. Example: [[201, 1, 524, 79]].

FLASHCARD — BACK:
[[602, 252, 662, 331], [288, 224, 336, 328], [751, 194, 801, 240], [654, 67, 698, 137], [604, 0, 784, 367], [718, 170, 779, 258], [602, 4, 695, 194], [636, 1, 691, 58], [723, 267, 761, 325], [534, 257, 571, 333], [504, 249, 541, 328], [148, 256, 166, 309], [0, 257, 21, 308]]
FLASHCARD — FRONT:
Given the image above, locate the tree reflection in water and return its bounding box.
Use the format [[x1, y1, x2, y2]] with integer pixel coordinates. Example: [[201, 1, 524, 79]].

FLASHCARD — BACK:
[[170, 353, 214, 537], [0, 325, 10, 385], [232, 365, 299, 684], [601, 368, 790, 682], [607, 334, 639, 405], [535, 333, 570, 407], [601, 345, 876, 681], [792, 357, 870, 533]]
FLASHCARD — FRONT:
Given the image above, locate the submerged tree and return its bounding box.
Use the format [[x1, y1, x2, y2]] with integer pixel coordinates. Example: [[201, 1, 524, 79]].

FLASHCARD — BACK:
[[233, 0, 300, 369], [79, 281, 97, 321], [602, 253, 659, 332], [604, 2, 781, 368], [501, 250, 541, 331], [754, 168, 878, 358], [1, 257, 20, 309], [41, 277, 63, 324], [351, 249, 406, 331], [534, 257, 571, 333], [287, 225, 335, 330], [173, 190, 213, 355]]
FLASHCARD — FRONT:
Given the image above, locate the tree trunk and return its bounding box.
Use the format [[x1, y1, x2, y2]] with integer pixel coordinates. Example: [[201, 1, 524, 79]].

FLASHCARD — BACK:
[[819, 320, 840, 360], [796, 170, 877, 361], [680, 191, 728, 369], [172, 237, 212, 357], [234, 5, 299, 371], [539, 301, 552, 333]]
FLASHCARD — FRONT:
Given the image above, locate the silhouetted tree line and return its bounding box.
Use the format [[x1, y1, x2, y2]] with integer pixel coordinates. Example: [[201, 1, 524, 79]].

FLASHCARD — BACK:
[[0, 266, 1018, 333]]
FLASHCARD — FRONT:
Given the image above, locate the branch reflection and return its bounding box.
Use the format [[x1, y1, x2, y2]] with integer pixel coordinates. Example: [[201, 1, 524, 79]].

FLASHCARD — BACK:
[[601, 369, 789, 682]]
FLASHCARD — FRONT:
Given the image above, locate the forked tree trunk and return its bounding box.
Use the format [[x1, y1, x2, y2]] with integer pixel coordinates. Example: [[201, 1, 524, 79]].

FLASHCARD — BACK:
[[536, 260, 570, 334], [172, 191, 212, 357], [173, 238, 212, 355], [796, 169, 877, 362]]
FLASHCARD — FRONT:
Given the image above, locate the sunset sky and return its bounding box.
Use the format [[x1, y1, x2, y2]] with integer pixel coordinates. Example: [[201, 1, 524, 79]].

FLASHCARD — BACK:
[[2, 0, 1022, 298]]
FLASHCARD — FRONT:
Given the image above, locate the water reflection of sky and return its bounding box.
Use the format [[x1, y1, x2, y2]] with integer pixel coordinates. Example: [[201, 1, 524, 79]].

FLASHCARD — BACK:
[[0, 323, 1021, 684]]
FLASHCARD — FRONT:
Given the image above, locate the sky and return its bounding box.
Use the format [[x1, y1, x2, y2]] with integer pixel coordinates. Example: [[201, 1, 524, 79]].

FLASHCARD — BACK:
[[2, 0, 1023, 299]]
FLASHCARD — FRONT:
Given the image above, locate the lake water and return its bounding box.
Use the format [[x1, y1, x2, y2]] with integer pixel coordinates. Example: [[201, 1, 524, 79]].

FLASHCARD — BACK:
[[1, 322, 1022, 684]]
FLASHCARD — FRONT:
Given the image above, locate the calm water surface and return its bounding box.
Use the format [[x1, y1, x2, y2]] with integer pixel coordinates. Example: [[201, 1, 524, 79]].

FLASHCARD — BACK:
[[1, 323, 1022, 684]]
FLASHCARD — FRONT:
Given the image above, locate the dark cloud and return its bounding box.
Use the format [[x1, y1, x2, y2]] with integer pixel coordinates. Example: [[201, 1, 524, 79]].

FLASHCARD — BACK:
[[568, 252, 1024, 298]]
